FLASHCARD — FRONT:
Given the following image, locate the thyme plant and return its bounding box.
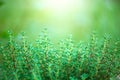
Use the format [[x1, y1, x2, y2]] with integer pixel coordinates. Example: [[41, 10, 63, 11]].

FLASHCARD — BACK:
[[0, 29, 120, 80]]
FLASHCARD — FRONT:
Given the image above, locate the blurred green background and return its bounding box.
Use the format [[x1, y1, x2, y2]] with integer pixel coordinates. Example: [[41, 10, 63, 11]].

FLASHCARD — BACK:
[[0, 0, 120, 42]]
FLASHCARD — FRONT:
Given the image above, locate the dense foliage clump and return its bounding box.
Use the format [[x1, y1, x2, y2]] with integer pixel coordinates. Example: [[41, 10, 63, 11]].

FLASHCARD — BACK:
[[0, 29, 120, 80]]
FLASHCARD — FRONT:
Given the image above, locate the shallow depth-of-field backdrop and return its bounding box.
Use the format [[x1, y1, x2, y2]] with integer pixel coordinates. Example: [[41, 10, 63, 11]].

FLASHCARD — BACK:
[[0, 0, 120, 41], [0, 0, 120, 80]]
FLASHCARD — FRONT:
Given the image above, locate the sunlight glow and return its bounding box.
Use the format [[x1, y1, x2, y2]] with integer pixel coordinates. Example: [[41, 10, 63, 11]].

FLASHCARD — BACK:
[[33, 0, 86, 14], [31, 0, 91, 39]]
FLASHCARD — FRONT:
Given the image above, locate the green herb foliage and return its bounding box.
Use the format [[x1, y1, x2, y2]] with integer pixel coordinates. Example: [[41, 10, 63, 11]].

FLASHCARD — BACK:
[[0, 29, 120, 80]]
